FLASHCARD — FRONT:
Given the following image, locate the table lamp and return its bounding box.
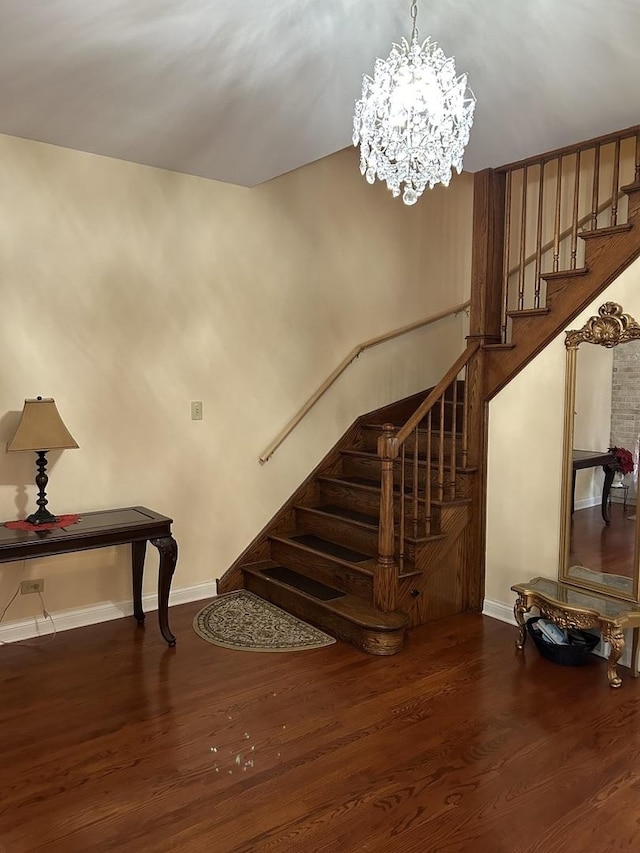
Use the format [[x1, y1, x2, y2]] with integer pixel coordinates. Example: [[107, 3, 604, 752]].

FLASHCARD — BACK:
[[6, 396, 79, 525]]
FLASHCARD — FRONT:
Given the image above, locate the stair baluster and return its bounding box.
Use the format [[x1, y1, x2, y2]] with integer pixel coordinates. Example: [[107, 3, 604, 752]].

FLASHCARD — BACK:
[[375, 423, 399, 612]]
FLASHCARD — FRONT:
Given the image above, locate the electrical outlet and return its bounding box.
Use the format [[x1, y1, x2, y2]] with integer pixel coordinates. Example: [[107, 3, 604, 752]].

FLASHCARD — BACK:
[[20, 579, 44, 595], [191, 400, 203, 420]]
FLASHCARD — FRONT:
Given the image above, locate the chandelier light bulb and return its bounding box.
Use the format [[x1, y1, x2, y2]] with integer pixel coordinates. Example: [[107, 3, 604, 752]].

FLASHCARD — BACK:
[[353, 3, 476, 205]]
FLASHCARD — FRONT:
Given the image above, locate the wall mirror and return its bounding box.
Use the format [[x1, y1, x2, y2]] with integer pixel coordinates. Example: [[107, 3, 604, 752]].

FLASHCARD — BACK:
[[560, 302, 640, 603]]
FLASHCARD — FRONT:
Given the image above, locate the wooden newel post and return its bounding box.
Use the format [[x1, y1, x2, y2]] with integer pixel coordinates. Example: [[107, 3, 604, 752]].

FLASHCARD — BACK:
[[375, 423, 399, 612]]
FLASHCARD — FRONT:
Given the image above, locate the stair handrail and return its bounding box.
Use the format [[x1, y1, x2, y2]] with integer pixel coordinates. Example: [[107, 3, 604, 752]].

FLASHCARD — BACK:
[[496, 122, 640, 173], [394, 340, 480, 447], [258, 300, 470, 464]]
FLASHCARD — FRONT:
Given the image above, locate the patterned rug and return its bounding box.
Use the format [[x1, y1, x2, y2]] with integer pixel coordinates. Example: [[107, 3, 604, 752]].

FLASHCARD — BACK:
[[193, 590, 336, 652]]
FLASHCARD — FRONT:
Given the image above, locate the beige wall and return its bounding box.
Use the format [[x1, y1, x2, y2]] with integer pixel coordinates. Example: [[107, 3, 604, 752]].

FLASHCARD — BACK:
[[573, 343, 613, 506], [0, 134, 473, 631], [485, 256, 640, 609]]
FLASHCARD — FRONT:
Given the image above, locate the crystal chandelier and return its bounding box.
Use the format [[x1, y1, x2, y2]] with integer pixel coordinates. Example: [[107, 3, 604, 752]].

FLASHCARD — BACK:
[[353, 0, 476, 205]]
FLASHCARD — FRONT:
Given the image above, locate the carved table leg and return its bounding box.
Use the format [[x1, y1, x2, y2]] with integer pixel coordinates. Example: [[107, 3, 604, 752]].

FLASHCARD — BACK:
[[131, 540, 147, 624], [150, 535, 178, 647], [514, 595, 530, 650], [602, 464, 615, 524], [603, 624, 625, 688]]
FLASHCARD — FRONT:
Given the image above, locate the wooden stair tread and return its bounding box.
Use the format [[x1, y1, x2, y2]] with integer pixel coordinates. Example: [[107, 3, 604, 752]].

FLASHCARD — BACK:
[[320, 474, 471, 504], [269, 532, 420, 580], [260, 564, 347, 601], [541, 266, 588, 281], [482, 342, 515, 350], [308, 503, 379, 529], [318, 474, 383, 494], [287, 532, 371, 564], [296, 504, 447, 548], [269, 533, 376, 574], [242, 561, 409, 631], [361, 424, 463, 439], [506, 307, 550, 318], [304, 504, 448, 548], [621, 182, 640, 194], [341, 448, 477, 473], [362, 422, 461, 431], [579, 222, 633, 239]]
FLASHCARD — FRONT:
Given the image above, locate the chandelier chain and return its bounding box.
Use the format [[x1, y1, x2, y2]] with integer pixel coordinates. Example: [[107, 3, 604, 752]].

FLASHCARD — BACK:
[[410, 0, 419, 43]]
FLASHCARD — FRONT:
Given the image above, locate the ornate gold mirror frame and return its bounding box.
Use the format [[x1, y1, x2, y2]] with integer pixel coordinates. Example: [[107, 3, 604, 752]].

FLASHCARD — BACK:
[[560, 302, 640, 603]]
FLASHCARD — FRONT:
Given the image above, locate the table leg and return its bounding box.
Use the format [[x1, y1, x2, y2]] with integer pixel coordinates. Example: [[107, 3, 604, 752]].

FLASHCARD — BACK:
[[513, 595, 530, 650], [131, 540, 147, 624], [150, 535, 178, 647], [632, 628, 640, 679], [603, 624, 624, 688], [602, 464, 615, 524]]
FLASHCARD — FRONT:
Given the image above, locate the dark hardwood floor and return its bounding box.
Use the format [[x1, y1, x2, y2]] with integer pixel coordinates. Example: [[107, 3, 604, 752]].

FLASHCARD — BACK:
[[570, 502, 636, 577], [1, 602, 639, 852]]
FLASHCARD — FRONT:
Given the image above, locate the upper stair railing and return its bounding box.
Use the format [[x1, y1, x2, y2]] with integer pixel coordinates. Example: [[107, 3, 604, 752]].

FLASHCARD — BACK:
[[496, 124, 640, 342], [374, 341, 480, 611]]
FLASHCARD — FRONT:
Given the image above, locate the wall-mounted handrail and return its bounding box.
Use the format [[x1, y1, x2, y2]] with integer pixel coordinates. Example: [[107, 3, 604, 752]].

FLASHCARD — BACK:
[[258, 300, 470, 464]]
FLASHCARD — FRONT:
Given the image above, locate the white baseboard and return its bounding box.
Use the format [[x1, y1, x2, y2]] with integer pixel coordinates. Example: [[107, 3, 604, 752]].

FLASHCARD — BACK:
[[0, 580, 218, 644], [483, 596, 632, 669], [482, 597, 515, 625], [575, 495, 600, 511]]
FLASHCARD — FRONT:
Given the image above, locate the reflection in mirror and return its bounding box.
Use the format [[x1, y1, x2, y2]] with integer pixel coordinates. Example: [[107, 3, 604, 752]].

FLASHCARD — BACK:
[[560, 303, 640, 603]]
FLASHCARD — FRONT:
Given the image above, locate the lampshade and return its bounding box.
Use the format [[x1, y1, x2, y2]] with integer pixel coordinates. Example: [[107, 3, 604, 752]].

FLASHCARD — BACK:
[[7, 397, 79, 453]]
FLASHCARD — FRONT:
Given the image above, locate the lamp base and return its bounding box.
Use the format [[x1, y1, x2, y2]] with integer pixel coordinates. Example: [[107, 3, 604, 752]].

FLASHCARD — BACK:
[[27, 450, 57, 526], [25, 507, 58, 526]]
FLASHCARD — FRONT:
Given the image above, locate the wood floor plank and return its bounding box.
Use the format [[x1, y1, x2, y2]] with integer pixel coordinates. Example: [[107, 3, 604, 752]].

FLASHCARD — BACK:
[[1, 604, 639, 851]]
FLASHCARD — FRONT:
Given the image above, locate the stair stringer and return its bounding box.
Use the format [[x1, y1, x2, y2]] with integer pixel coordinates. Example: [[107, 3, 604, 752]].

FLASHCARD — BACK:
[[398, 500, 471, 627]]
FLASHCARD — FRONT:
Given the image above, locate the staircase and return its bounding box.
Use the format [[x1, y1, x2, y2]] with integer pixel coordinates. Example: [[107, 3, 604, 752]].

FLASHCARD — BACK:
[[217, 384, 476, 655], [483, 182, 640, 399], [218, 124, 640, 657]]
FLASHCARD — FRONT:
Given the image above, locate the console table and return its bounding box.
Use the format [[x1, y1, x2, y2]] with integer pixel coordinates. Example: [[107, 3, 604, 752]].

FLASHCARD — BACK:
[[0, 506, 178, 646], [512, 577, 640, 687], [572, 449, 616, 523]]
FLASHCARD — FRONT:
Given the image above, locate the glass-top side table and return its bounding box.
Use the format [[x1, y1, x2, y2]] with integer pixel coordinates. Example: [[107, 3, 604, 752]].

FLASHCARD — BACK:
[[511, 576, 640, 688]]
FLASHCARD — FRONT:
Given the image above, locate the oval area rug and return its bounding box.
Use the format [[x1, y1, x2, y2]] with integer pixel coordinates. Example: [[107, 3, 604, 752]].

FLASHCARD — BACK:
[[193, 590, 336, 652]]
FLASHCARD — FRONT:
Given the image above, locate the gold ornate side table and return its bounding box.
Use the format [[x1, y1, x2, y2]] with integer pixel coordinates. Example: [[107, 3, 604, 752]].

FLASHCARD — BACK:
[[511, 577, 640, 688]]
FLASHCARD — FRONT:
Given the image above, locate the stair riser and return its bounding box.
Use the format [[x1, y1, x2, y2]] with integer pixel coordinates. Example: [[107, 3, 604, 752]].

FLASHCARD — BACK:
[[319, 480, 443, 532], [342, 455, 471, 499], [243, 571, 404, 656], [384, 399, 464, 433], [295, 507, 446, 566], [360, 428, 464, 458], [269, 538, 373, 600], [319, 480, 383, 517], [295, 507, 378, 559]]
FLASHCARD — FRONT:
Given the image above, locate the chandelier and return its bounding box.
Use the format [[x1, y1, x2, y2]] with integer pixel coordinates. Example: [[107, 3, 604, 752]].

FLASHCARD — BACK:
[[353, 0, 476, 205]]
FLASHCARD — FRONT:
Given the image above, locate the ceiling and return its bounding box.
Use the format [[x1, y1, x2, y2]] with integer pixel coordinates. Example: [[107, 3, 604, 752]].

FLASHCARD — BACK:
[[1, 0, 639, 187]]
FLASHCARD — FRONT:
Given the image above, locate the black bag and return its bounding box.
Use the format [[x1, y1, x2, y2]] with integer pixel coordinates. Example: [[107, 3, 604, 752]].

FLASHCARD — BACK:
[[526, 616, 599, 666]]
